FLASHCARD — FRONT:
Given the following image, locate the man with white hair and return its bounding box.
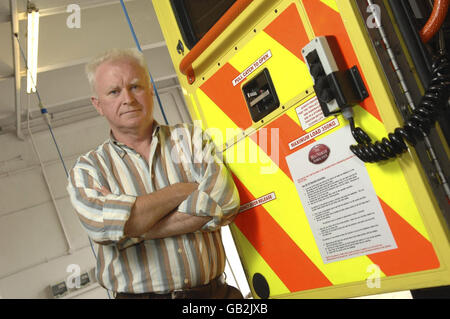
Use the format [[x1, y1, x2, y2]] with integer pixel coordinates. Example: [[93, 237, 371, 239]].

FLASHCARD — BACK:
[[67, 48, 242, 299]]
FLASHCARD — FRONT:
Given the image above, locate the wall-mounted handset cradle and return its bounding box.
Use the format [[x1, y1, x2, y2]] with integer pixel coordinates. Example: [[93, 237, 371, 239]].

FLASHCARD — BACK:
[[302, 36, 368, 117], [242, 68, 280, 123], [302, 36, 450, 169]]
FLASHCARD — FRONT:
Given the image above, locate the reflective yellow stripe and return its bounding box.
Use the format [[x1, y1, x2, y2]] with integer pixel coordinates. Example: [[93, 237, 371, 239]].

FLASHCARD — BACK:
[[296, 1, 316, 40], [195, 89, 242, 148], [320, 0, 339, 13], [229, 28, 312, 108]]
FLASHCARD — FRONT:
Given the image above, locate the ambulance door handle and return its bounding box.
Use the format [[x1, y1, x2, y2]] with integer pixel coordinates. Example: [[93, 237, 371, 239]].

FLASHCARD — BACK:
[[179, 0, 254, 85], [249, 90, 270, 107]]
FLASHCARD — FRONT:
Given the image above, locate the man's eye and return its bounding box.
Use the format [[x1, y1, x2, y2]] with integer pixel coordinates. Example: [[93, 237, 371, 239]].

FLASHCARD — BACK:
[[109, 89, 119, 95]]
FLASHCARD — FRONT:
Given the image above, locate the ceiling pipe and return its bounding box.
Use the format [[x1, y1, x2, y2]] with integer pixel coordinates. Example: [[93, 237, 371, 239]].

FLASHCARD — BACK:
[[10, 0, 24, 140], [16, 0, 136, 20]]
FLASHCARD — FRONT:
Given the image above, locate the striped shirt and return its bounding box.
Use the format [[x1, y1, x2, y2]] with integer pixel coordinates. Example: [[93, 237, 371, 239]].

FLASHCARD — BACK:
[[67, 122, 240, 293]]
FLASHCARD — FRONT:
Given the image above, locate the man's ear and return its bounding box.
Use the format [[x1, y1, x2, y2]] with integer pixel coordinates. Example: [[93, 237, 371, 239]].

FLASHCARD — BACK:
[[91, 96, 103, 116]]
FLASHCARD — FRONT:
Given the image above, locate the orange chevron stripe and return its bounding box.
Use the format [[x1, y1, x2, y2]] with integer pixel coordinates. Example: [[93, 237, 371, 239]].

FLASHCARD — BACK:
[[302, 0, 382, 123], [200, 63, 252, 129], [232, 173, 333, 291], [263, 3, 309, 63], [367, 197, 440, 275]]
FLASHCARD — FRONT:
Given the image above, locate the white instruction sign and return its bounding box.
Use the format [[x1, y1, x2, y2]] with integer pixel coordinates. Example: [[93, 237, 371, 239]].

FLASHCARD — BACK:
[[286, 126, 397, 264]]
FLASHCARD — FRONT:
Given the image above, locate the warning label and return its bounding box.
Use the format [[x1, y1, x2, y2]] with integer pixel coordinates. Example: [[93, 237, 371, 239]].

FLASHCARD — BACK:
[[289, 118, 339, 150], [232, 50, 272, 86], [239, 192, 276, 213], [296, 96, 325, 130]]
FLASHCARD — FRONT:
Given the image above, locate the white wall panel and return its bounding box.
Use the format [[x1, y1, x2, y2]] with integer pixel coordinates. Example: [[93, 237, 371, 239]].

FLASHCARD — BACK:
[[55, 196, 92, 250], [0, 201, 68, 277], [29, 116, 110, 164], [0, 169, 52, 217], [0, 246, 101, 299], [0, 133, 36, 174]]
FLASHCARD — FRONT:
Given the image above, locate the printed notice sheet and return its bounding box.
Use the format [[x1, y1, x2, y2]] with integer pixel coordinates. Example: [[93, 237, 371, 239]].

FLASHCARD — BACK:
[[286, 125, 397, 264]]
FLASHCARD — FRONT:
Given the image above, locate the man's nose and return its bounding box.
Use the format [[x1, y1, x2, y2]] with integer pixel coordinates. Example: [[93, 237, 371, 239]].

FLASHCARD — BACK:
[[122, 88, 135, 104]]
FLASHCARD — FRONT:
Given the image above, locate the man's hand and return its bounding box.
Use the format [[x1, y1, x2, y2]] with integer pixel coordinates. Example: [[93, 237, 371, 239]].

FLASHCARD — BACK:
[[124, 182, 199, 238]]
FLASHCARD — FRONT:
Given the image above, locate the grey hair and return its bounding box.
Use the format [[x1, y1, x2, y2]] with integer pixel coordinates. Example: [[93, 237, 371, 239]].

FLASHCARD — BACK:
[[85, 48, 151, 95]]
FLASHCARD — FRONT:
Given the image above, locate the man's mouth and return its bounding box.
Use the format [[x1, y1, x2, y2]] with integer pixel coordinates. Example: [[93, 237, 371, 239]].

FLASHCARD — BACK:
[[121, 109, 141, 115]]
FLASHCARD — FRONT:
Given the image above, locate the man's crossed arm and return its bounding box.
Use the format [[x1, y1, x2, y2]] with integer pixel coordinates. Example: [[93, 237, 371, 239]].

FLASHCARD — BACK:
[[95, 183, 211, 240]]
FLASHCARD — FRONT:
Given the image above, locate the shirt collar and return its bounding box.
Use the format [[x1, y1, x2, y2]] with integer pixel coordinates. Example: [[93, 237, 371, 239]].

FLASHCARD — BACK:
[[152, 121, 161, 137], [109, 121, 161, 157]]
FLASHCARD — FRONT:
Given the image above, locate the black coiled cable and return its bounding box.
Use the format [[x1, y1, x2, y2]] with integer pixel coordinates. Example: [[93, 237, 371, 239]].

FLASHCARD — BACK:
[[349, 54, 450, 163]]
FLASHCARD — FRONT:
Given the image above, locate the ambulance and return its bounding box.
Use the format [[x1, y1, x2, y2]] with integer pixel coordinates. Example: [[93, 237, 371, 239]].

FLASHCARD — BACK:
[[152, 0, 450, 298]]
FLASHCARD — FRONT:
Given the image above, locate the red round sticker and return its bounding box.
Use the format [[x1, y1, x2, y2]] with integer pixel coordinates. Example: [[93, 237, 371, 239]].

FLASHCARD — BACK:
[[308, 144, 330, 164]]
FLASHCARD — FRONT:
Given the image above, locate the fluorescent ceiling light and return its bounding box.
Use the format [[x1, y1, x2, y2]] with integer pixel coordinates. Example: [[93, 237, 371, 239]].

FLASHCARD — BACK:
[[27, 8, 39, 93]]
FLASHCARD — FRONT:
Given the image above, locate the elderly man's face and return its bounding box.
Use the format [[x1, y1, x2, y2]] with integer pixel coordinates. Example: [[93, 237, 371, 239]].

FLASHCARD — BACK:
[[91, 58, 154, 134]]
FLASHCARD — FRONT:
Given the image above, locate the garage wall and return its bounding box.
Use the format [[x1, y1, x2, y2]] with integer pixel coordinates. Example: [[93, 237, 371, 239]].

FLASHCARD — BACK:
[[0, 0, 250, 298]]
